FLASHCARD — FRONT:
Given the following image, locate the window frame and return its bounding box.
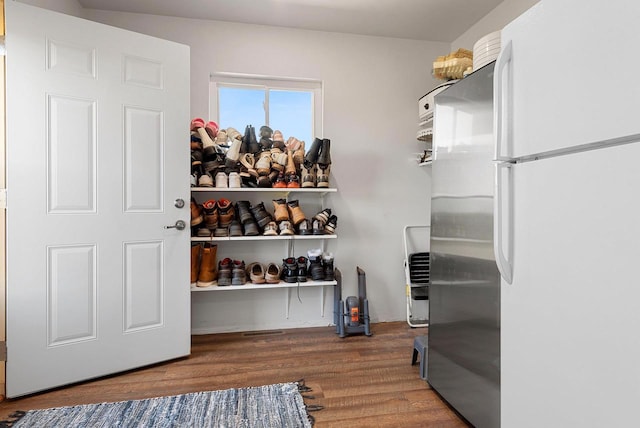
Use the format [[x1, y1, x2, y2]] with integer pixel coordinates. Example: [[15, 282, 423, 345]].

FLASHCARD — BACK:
[[209, 72, 323, 140]]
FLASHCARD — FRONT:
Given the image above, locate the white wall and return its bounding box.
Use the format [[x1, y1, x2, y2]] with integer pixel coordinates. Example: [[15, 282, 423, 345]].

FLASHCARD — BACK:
[[16, 0, 84, 17], [451, 0, 539, 50], [79, 10, 444, 333]]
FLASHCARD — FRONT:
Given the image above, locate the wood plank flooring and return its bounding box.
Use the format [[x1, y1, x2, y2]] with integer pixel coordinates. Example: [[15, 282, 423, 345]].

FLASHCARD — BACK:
[[0, 322, 469, 427]]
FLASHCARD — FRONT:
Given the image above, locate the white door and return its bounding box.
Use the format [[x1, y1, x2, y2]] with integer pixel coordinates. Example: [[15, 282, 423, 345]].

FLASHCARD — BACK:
[[5, 2, 190, 397]]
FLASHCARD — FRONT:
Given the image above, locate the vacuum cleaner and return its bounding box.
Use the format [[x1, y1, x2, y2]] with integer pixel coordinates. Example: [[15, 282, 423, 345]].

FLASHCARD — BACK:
[[334, 266, 372, 338]]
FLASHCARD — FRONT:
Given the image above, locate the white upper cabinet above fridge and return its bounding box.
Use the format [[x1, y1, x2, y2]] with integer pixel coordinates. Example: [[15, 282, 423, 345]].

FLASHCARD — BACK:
[[498, 1, 640, 158]]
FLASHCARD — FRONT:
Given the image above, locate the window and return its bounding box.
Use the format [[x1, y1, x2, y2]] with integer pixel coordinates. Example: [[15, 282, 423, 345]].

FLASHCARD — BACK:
[[210, 73, 322, 146]]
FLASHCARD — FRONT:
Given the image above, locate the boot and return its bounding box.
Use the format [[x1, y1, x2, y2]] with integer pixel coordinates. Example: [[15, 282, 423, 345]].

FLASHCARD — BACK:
[[316, 164, 330, 188], [196, 243, 218, 287], [217, 198, 235, 228], [232, 260, 247, 285], [190, 244, 201, 286], [304, 137, 323, 169], [202, 199, 218, 230], [283, 257, 298, 283], [259, 125, 273, 150], [248, 125, 260, 154], [285, 150, 296, 177], [307, 249, 324, 281], [323, 252, 334, 281], [293, 140, 305, 173], [240, 125, 250, 154], [256, 151, 272, 176], [272, 130, 285, 150], [287, 200, 306, 225], [272, 198, 289, 222], [218, 257, 233, 286], [318, 138, 331, 167], [250, 202, 273, 229], [190, 198, 204, 227], [235, 200, 254, 224], [297, 256, 308, 282], [225, 138, 241, 168], [301, 163, 316, 188]]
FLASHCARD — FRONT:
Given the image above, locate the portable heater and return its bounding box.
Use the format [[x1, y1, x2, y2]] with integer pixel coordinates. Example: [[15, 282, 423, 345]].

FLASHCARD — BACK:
[[334, 266, 372, 338]]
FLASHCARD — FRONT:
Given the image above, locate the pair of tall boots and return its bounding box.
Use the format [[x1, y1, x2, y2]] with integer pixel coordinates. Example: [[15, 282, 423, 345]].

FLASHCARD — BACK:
[[302, 138, 331, 188], [191, 243, 218, 287]]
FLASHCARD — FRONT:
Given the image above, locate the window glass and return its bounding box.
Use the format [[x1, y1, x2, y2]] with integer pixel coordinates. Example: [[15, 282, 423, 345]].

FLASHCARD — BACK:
[[218, 86, 265, 135], [269, 90, 313, 146]]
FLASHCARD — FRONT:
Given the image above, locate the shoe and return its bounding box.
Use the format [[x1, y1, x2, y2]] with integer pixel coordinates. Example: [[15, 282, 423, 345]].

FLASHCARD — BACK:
[[297, 256, 308, 282], [228, 171, 241, 188], [279, 220, 295, 236], [217, 258, 233, 286], [190, 244, 201, 286], [248, 125, 260, 154], [232, 260, 247, 285], [229, 220, 243, 237], [250, 202, 273, 229], [195, 227, 211, 237], [259, 126, 273, 150], [205, 121, 219, 139], [190, 198, 204, 227], [191, 118, 218, 157], [323, 252, 335, 281], [256, 151, 272, 176], [316, 164, 330, 188], [214, 226, 229, 237], [272, 130, 285, 150], [198, 172, 214, 187], [263, 221, 278, 236], [240, 153, 258, 178], [293, 140, 305, 171], [196, 243, 218, 287], [307, 249, 324, 281], [270, 150, 287, 172], [286, 174, 301, 188], [273, 172, 287, 188], [265, 262, 281, 284], [235, 200, 253, 224], [301, 163, 316, 188], [272, 198, 289, 222], [297, 219, 312, 235], [285, 150, 296, 176], [202, 199, 218, 230], [217, 198, 235, 228], [257, 175, 272, 188], [287, 200, 306, 225], [215, 129, 228, 145], [318, 138, 331, 167], [191, 134, 203, 151], [225, 138, 241, 168], [247, 262, 266, 284], [312, 218, 325, 235], [282, 257, 298, 283], [243, 218, 260, 236], [324, 215, 338, 234], [226, 127, 242, 142], [314, 208, 332, 224], [304, 137, 323, 169], [215, 171, 228, 188]]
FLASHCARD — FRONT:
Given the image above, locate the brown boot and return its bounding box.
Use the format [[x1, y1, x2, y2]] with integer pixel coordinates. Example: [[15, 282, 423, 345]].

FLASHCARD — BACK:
[[287, 200, 306, 225], [272, 198, 290, 222], [197, 243, 218, 287], [190, 197, 204, 227], [202, 199, 218, 230], [191, 244, 201, 286], [285, 150, 296, 177]]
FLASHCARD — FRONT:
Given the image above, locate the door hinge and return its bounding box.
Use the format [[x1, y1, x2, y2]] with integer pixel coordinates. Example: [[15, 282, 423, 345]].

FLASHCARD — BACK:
[[0, 342, 6, 362], [0, 189, 6, 209]]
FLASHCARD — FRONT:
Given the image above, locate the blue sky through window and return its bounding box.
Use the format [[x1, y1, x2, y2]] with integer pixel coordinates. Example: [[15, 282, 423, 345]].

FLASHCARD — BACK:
[[218, 86, 313, 146]]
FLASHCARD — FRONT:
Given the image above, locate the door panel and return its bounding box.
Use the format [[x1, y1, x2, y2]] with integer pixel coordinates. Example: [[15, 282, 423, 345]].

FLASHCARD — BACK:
[[5, 2, 190, 397]]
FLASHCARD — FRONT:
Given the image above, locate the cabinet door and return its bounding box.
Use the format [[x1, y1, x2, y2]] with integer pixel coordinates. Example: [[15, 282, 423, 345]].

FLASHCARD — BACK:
[[6, 2, 190, 397]]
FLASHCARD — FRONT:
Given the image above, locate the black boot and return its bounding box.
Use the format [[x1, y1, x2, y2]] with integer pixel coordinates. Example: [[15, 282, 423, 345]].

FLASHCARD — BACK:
[[304, 137, 323, 169], [240, 125, 250, 154], [323, 253, 334, 281], [297, 256, 308, 282], [318, 138, 331, 168], [307, 251, 324, 281], [248, 125, 260, 154]]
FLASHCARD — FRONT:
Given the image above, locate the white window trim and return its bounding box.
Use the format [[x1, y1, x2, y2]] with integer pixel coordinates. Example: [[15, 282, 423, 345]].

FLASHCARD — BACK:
[[209, 72, 323, 137]]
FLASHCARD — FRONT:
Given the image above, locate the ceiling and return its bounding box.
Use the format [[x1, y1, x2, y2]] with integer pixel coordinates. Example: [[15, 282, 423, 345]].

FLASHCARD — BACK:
[[77, 0, 503, 42]]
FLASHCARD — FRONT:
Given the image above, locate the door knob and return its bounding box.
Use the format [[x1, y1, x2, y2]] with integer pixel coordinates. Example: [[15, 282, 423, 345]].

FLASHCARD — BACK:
[[165, 220, 186, 230], [174, 198, 185, 208]]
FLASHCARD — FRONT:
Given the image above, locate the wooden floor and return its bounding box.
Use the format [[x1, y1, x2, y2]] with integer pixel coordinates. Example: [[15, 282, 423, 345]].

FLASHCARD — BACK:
[[0, 322, 468, 427]]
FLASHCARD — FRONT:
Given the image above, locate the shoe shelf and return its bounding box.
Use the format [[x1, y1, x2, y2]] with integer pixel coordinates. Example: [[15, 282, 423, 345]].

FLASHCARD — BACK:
[[190, 234, 337, 242], [191, 280, 338, 318], [191, 187, 337, 196]]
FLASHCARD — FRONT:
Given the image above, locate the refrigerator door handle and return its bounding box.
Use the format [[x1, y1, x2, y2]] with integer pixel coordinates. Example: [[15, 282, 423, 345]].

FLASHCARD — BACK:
[[494, 40, 513, 162], [494, 162, 513, 284]]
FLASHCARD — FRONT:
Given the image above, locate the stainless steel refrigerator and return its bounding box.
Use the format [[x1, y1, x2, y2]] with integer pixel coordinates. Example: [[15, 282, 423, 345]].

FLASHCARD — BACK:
[[428, 62, 499, 428]]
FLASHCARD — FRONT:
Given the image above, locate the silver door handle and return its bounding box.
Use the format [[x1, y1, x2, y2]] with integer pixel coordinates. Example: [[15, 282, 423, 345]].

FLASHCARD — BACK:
[[165, 220, 186, 230]]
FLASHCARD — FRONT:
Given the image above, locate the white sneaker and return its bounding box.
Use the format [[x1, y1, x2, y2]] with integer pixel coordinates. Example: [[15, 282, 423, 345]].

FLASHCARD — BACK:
[[228, 172, 241, 188], [198, 172, 213, 187], [215, 171, 228, 188]]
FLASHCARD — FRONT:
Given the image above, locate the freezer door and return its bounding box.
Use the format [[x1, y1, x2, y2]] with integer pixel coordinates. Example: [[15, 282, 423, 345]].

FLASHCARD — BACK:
[[502, 141, 640, 426], [429, 63, 500, 428], [497, 1, 640, 158]]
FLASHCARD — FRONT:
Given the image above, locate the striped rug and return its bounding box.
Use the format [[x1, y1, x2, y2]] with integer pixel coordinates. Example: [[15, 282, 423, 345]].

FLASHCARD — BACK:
[[6, 382, 312, 427]]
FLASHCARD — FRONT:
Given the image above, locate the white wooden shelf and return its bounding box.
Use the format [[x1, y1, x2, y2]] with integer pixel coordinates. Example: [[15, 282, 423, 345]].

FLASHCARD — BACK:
[[191, 279, 336, 292], [191, 187, 337, 196], [191, 234, 337, 242]]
